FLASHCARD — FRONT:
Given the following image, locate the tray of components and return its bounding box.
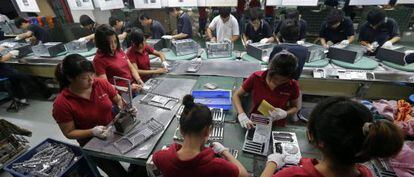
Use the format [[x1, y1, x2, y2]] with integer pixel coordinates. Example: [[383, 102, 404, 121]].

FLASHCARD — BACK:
[[376, 46, 413, 66], [242, 114, 272, 156], [0, 42, 32, 58], [142, 78, 163, 93], [64, 40, 95, 53], [140, 93, 180, 110], [327, 44, 365, 64], [246, 42, 275, 61], [32, 42, 66, 57], [146, 39, 164, 51], [272, 131, 301, 165], [114, 118, 165, 154], [192, 90, 232, 111], [172, 39, 198, 56], [206, 41, 233, 59], [173, 123, 224, 142], [367, 159, 397, 177]]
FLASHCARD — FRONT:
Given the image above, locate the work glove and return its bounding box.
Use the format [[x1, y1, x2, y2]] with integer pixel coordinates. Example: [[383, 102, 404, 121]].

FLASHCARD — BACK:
[[340, 40, 350, 46], [267, 153, 286, 170], [127, 106, 138, 116], [77, 37, 87, 42], [9, 50, 19, 58], [296, 41, 305, 45], [211, 142, 229, 154], [162, 61, 170, 68], [245, 40, 252, 46], [382, 41, 393, 48], [15, 36, 21, 40], [269, 108, 288, 121], [162, 35, 173, 40], [260, 38, 269, 44], [238, 113, 254, 129], [92, 126, 108, 139]]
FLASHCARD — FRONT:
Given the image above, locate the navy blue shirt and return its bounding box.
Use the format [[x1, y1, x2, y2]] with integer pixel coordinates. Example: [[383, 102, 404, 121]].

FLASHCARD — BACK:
[[359, 17, 400, 46], [244, 20, 272, 43], [274, 19, 307, 41], [150, 20, 166, 39], [319, 17, 355, 44], [269, 43, 307, 80], [178, 12, 192, 38], [28, 24, 51, 43]]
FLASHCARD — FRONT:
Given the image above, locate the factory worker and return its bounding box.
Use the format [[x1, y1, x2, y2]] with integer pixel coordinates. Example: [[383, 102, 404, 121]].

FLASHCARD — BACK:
[[233, 51, 300, 129], [242, 8, 273, 46], [78, 15, 98, 42], [93, 24, 143, 92], [164, 7, 193, 40], [14, 17, 51, 44], [109, 15, 132, 41], [260, 97, 404, 177], [139, 14, 166, 39], [319, 9, 355, 48], [126, 29, 168, 82], [274, 9, 307, 43], [207, 7, 240, 43], [152, 95, 249, 177]]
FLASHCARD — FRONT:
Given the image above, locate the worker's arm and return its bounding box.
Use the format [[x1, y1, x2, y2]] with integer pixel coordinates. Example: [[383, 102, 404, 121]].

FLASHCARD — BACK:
[[172, 33, 188, 40], [132, 63, 167, 75], [230, 35, 239, 43], [221, 150, 249, 177], [260, 162, 278, 177], [347, 35, 355, 44], [84, 34, 95, 41], [152, 50, 166, 62], [127, 59, 143, 85], [320, 38, 329, 48], [242, 34, 249, 44], [232, 87, 247, 115], [16, 31, 33, 39], [0, 53, 13, 62], [112, 94, 125, 110], [206, 27, 215, 41], [118, 32, 128, 41], [286, 98, 299, 117], [388, 36, 401, 44], [58, 121, 94, 139]]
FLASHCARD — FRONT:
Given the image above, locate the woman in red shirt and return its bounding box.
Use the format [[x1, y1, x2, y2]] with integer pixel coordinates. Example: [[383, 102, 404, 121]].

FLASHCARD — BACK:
[[152, 95, 249, 177], [126, 29, 168, 82], [93, 24, 143, 92], [233, 51, 300, 129], [261, 97, 404, 177]]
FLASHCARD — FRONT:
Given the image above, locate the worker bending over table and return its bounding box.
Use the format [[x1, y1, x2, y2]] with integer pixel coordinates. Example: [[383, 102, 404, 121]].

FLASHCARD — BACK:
[[139, 14, 166, 39], [274, 9, 307, 43], [78, 15, 98, 42], [109, 15, 132, 41], [164, 7, 193, 40], [207, 7, 240, 43], [14, 17, 51, 45], [242, 8, 273, 46], [319, 9, 355, 48]]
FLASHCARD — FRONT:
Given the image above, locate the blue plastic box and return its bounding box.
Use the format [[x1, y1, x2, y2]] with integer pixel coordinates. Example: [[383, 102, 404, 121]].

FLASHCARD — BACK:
[[192, 90, 232, 110], [3, 138, 96, 177]]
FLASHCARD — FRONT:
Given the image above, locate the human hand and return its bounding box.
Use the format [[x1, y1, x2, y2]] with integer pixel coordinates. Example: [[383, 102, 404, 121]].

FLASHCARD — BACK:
[[8, 50, 19, 58], [260, 38, 269, 44], [162, 35, 173, 40], [238, 113, 255, 129], [92, 126, 108, 139], [382, 41, 393, 48], [210, 37, 217, 42], [156, 67, 168, 74], [340, 40, 350, 46], [269, 108, 287, 121], [211, 142, 229, 154], [267, 153, 286, 170], [296, 41, 305, 45], [77, 37, 87, 42], [162, 61, 170, 68], [15, 36, 21, 40], [131, 83, 143, 92]]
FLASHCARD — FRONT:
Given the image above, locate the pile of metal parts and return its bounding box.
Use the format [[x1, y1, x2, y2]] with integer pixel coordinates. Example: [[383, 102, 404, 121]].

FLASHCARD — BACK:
[[242, 114, 271, 156], [0, 119, 31, 168], [140, 93, 180, 110], [11, 142, 79, 177], [206, 41, 233, 59], [246, 42, 275, 61], [114, 118, 165, 154], [171, 39, 198, 56], [32, 42, 66, 57], [367, 159, 397, 177], [64, 40, 94, 53], [272, 131, 301, 165]]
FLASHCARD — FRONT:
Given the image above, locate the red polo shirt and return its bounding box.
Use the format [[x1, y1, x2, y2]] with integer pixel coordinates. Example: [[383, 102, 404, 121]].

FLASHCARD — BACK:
[[242, 70, 300, 126], [126, 44, 155, 82], [93, 49, 133, 87], [273, 158, 373, 177], [52, 78, 117, 145], [153, 143, 239, 177]]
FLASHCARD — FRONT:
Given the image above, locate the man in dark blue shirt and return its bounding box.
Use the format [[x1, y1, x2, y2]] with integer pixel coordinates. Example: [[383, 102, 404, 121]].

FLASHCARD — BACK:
[[319, 9, 355, 48], [359, 8, 400, 52], [274, 9, 307, 43], [243, 8, 273, 45], [109, 15, 132, 41], [166, 7, 192, 40], [139, 14, 166, 39], [14, 17, 51, 44]]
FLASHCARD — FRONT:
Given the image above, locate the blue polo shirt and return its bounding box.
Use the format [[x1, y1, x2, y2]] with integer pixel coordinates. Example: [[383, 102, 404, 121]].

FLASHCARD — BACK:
[[269, 43, 307, 80], [274, 19, 307, 41], [178, 12, 192, 38], [359, 17, 400, 46], [319, 17, 355, 44], [150, 20, 166, 39], [244, 20, 272, 43]]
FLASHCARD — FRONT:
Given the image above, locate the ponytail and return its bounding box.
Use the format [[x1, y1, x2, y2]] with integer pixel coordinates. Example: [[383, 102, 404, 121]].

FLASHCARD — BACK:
[[54, 54, 95, 92], [179, 94, 212, 135], [54, 63, 70, 92]]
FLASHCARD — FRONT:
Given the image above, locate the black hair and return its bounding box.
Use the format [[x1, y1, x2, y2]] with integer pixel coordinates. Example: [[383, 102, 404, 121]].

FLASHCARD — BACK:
[[367, 8, 386, 26], [166, 7, 181, 14], [130, 28, 145, 47], [326, 9, 344, 26], [308, 97, 404, 166], [279, 19, 300, 43], [95, 24, 120, 55], [268, 50, 298, 78], [179, 95, 212, 135], [55, 54, 95, 91], [219, 7, 232, 18], [139, 14, 151, 21], [285, 9, 300, 21], [14, 17, 28, 28], [249, 8, 263, 21], [79, 15, 95, 27], [109, 16, 122, 27]]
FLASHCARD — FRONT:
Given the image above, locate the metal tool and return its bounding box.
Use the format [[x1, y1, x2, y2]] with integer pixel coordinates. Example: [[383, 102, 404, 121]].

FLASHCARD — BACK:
[[206, 41, 232, 59], [113, 76, 139, 135], [272, 131, 301, 165], [140, 93, 180, 110]]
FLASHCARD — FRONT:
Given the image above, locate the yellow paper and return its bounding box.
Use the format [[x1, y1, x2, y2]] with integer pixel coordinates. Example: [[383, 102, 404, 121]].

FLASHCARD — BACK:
[[258, 100, 276, 117]]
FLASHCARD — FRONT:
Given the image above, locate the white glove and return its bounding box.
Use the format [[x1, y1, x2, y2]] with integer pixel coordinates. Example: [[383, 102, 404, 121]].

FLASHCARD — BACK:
[[260, 38, 269, 44], [162, 35, 173, 40], [92, 126, 108, 139], [162, 61, 170, 68], [340, 40, 350, 46], [245, 40, 252, 45], [382, 41, 393, 48], [211, 142, 229, 154], [269, 108, 288, 121], [8, 50, 19, 57], [127, 106, 138, 116], [267, 153, 286, 170], [77, 37, 87, 42], [15, 36, 21, 40], [238, 113, 254, 129], [296, 41, 305, 45]]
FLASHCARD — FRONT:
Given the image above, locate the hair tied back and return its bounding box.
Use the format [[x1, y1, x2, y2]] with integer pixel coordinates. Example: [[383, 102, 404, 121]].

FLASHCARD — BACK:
[[362, 122, 373, 135]]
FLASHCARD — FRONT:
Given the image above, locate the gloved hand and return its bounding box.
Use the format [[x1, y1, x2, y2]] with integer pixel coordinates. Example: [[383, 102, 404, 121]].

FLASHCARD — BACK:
[[15, 36, 21, 40], [269, 108, 288, 121], [211, 142, 229, 154], [92, 126, 108, 139], [127, 106, 138, 116], [162, 61, 170, 68], [245, 40, 252, 46], [296, 41, 305, 45], [8, 50, 19, 58], [260, 38, 269, 44], [162, 35, 173, 40], [77, 37, 87, 42], [340, 40, 350, 46], [238, 113, 254, 129], [267, 153, 286, 170], [210, 37, 217, 42], [382, 41, 393, 48]]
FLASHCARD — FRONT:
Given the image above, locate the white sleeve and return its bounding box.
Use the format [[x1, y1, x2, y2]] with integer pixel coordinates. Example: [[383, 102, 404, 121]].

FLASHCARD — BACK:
[[208, 16, 218, 31], [232, 17, 240, 36]]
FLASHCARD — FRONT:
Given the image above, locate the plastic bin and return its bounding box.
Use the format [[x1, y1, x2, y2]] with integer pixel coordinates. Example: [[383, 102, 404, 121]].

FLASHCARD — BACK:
[[3, 138, 96, 177], [191, 90, 232, 110]]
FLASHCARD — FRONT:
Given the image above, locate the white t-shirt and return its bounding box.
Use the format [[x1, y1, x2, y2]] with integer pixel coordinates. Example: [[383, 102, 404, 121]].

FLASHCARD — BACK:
[[208, 14, 240, 42]]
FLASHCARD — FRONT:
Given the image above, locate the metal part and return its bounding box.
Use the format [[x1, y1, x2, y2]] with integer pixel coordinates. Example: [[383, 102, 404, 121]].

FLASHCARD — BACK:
[[368, 159, 397, 177], [0, 42, 32, 58], [142, 78, 162, 93], [171, 39, 198, 56], [173, 123, 224, 142], [140, 93, 180, 110], [175, 105, 185, 119], [64, 40, 95, 53], [211, 108, 225, 123], [327, 44, 365, 63], [272, 131, 301, 165], [206, 41, 232, 59], [187, 60, 202, 73], [376, 46, 410, 66], [32, 42, 66, 57], [305, 44, 326, 62], [113, 77, 139, 134], [242, 114, 271, 156], [114, 118, 165, 154], [246, 42, 275, 61], [146, 39, 164, 51], [229, 149, 239, 159]]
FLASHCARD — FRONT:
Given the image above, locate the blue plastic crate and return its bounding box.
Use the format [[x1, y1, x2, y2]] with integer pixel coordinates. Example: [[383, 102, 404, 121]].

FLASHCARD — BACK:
[[192, 90, 232, 110], [3, 138, 96, 177]]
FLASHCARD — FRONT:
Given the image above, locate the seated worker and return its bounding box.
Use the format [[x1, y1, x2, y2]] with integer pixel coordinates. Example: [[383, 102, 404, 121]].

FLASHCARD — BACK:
[[109, 16, 132, 41], [359, 8, 400, 53], [78, 15, 98, 42], [242, 8, 273, 46], [14, 17, 51, 44], [139, 14, 166, 39], [153, 95, 249, 177], [93, 24, 143, 92], [233, 51, 300, 129], [319, 9, 355, 48], [165, 7, 192, 40], [260, 97, 404, 177], [53, 54, 132, 177], [274, 9, 307, 43], [269, 19, 307, 81], [126, 29, 168, 82], [207, 7, 240, 43]]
